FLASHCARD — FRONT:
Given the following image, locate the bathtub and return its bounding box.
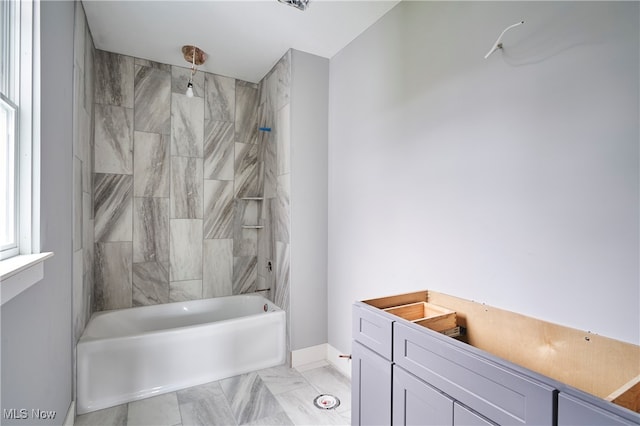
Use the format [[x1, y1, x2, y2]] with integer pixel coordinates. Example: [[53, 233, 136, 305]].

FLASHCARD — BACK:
[[77, 294, 285, 414]]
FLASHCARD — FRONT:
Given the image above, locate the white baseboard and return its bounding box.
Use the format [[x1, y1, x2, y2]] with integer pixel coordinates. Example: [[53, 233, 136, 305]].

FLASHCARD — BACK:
[[291, 343, 351, 379], [63, 401, 75, 426]]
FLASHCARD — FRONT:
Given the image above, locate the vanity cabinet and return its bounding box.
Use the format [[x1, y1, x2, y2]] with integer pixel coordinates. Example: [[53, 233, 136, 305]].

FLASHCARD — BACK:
[[352, 290, 640, 426]]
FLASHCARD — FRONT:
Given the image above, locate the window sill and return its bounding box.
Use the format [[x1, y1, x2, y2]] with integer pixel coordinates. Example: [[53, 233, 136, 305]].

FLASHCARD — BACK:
[[1, 252, 54, 305]]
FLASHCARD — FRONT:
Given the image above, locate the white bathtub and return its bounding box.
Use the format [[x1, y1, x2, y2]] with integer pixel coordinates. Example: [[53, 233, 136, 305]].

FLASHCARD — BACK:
[[77, 294, 285, 414]]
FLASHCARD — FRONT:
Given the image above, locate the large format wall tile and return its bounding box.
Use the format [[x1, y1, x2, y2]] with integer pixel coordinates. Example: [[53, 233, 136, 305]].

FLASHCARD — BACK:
[[135, 65, 171, 134], [235, 142, 259, 198], [204, 120, 234, 180], [235, 81, 259, 144], [172, 66, 204, 98], [233, 256, 257, 295], [133, 197, 169, 263], [134, 132, 169, 197], [274, 241, 290, 313], [204, 180, 233, 239], [94, 173, 133, 242], [94, 104, 134, 174], [74, 156, 83, 251], [276, 104, 290, 176], [169, 219, 203, 281], [136, 57, 171, 71], [95, 50, 134, 108], [205, 74, 235, 122], [171, 157, 203, 219], [171, 94, 204, 158], [94, 242, 133, 311], [234, 199, 258, 257], [203, 239, 233, 298], [170, 280, 203, 302], [275, 174, 290, 244], [133, 261, 169, 306]]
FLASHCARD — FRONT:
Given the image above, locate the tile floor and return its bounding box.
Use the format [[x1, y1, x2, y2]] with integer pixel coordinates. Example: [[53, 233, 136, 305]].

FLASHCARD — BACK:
[[75, 361, 351, 426]]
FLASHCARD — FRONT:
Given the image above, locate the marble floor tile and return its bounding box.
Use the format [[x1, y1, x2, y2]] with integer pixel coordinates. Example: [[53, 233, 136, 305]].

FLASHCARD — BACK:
[[127, 393, 181, 426], [241, 411, 293, 426], [75, 404, 127, 426], [220, 372, 285, 425], [294, 360, 329, 373], [177, 381, 236, 426], [300, 365, 352, 415], [205, 73, 235, 122], [257, 365, 308, 395], [275, 384, 348, 426]]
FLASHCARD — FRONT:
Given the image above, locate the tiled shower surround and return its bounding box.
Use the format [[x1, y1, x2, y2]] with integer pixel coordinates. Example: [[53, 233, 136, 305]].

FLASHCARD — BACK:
[[92, 49, 292, 325]]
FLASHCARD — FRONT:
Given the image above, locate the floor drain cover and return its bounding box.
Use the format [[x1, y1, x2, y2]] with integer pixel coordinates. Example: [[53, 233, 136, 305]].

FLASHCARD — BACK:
[[313, 394, 340, 410]]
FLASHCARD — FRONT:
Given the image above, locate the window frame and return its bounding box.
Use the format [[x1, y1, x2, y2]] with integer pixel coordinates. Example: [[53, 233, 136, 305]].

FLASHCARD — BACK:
[[1, 0, 38, 262]]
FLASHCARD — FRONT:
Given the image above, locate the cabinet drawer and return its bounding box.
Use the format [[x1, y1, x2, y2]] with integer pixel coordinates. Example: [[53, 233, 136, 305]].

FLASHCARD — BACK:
[[353, 304, 393, 360], [393, 322, 555, 425], [558, 393, 640, 425]]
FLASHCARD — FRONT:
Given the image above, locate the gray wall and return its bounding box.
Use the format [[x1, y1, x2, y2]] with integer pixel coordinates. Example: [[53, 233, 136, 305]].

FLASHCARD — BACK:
[[328, 1, 639, 354], [1, 1, 75, 424], [290, 51, 329, 351]]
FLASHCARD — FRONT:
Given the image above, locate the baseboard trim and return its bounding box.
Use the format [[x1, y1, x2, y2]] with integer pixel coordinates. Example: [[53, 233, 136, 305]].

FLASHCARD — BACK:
[[63, 401, 75, 426], [291, 343, 351, 378]]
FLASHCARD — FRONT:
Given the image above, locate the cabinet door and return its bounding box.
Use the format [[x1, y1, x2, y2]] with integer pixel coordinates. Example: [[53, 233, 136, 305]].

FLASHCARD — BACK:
[[352, 341, 392, 426], [454, 402, 496, 426], [558, 393, 640, 426], [393, 365, 453, 426], [394, 322, 555, 425]]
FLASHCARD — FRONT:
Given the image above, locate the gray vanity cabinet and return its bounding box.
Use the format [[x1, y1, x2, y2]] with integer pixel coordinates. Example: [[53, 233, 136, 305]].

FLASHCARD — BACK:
[[353, 293, 640, 426], [393, 321, 556, 425], [453, 403, 496, 426], [558, 392, 639, 426], [352, 341, 392, 426]]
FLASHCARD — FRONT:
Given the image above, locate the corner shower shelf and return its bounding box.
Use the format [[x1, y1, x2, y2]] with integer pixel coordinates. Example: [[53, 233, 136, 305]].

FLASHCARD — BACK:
[[241, 225, 264, 229], [241, 197, 264, 201]]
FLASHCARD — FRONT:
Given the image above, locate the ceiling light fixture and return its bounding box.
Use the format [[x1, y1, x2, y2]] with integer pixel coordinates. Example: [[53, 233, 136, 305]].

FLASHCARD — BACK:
[[182, 45, 206, 98], [277, 0, 309, 11]]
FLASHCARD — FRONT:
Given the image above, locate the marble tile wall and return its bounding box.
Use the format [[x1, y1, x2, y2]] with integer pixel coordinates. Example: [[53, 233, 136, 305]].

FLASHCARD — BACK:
[[258, 50, 292, 354], [72, 2, 96, 401], [72, 1, 95, 345], [92, 49, 292, 312]]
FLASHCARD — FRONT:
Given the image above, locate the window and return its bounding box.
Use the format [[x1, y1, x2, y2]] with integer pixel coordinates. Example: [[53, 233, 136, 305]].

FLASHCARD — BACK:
[[1, 0, 36, 261]]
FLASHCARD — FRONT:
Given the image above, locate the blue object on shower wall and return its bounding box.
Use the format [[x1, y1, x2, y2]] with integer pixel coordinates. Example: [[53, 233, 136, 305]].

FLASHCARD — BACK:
[[259, 127, 272, 132]]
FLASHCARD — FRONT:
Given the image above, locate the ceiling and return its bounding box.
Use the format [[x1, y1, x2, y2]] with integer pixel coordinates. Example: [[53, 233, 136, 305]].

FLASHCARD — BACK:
[[82, 0, 400, 83]]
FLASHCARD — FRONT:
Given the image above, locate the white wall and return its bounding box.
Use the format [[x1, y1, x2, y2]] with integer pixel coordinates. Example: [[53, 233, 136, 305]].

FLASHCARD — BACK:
[[1, 1, 75, 424], [290, 50, 330, 351], [328, 1, 639, 354]]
